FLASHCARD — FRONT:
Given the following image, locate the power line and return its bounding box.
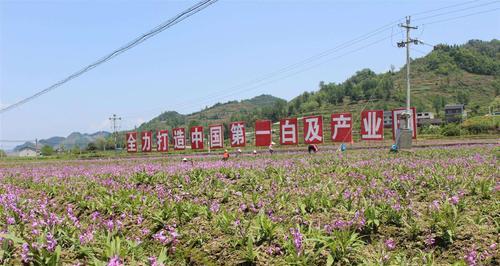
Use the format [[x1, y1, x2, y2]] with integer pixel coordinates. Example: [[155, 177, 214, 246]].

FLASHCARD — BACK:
[[420, 7, 500, 25], [176, 7, 499, 114], [412, 0, 500, 21], [121, 21, 402, 118], [123, 1, 499, 120], [409, 0, 480, 17], [0, 0, 218, 114], [173, 32, 401, 114], [0, 140, 36, 143]]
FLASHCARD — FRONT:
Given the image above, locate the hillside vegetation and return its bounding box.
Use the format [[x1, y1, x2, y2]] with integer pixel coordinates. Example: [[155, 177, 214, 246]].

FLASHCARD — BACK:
[[138, 39, 499, 133]]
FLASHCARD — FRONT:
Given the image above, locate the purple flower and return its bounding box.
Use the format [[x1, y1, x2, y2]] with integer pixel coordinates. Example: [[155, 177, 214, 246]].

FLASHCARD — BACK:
[[148, 256, 164, 266], [429, 200, 440, 211], [449, 195, 459, 205], [21, 243, 30, 263], [46, 233, 57, 252], [6, 217, 15, 225], [106, 220, 114, 231], [289, 228, 303, 255], [464, 247, 478, 266], [424, 234, 435, 247], [79, 230, 94, 245], [107, 255, 123, 266], [210, 202, 220, 213], [385, 238, 396, 250]]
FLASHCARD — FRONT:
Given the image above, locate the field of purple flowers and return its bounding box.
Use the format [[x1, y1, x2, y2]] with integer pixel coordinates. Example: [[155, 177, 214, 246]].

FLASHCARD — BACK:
[[0, 144, 498, 265]]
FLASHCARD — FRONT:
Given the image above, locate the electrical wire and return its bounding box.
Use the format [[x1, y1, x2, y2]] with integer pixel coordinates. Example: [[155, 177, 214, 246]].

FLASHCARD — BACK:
[[0, 0, 218, 114], [124, 1, 499, 120], [412, 0, 499, 21]]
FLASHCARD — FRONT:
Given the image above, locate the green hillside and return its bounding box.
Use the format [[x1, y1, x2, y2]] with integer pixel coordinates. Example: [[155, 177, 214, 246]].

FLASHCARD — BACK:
[[138, 39, 499, 133], [137, 94, 287, 132], [288, 39, 499, 118]]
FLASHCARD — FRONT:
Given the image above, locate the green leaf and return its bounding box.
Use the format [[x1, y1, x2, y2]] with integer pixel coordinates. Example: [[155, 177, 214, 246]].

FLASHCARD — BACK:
[[327, 254, 334, 266], [0, 233, 24, 244]]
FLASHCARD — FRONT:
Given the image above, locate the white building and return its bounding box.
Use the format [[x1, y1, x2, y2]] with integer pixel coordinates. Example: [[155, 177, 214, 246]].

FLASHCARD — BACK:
[[417, 112, 435, 120], [18, 147, 37, 157]]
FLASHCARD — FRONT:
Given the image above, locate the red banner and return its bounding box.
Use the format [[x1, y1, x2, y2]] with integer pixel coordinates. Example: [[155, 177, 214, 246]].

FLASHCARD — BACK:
[[392, 107, 417, 140], [126, 132, 138, 152], [209, 125, 224, 149], [331, 113, 352, 143], [156, 130, 169, 152], [303, 115, 323, 144], [361, 110, 384, 140], [230, 121, 246, 147], [172, 128, 186, 150], [190, 126, 204, 150], [255, 120, 272, 146], [141, 131, 152, 152], [280, 118, 298, 145]]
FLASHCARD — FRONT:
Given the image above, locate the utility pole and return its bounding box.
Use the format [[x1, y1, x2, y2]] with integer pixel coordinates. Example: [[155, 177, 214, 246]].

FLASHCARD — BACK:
[[396, 16, 419, 149], [109, 114, 121, 151]]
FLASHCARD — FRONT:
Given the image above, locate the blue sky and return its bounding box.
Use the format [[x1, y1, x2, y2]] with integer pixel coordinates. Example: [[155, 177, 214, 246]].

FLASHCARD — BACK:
[[1, 0, 499, 149]]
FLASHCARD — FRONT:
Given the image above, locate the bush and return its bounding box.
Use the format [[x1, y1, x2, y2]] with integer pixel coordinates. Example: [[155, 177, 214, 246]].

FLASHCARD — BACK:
[[419, 125, 441, 135], [40, 145, 54, 156], [462, 116, 499, 134], [441, 123, 461, 136]]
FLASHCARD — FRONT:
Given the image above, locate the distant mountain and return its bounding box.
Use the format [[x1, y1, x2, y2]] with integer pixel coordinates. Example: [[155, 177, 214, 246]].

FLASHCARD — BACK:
[[13, 131, 111, 151], [137, 94, 287, 131]]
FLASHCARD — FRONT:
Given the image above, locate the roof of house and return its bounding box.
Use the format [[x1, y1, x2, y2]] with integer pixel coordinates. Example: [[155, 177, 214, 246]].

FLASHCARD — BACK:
[[19, 146, 36, 151], [445, 104, 464, 109]]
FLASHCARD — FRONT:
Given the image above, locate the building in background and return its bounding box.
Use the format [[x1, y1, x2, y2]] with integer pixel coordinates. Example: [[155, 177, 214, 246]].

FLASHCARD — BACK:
[[18, 147, 38, 157], [445, 104, 466, 123]]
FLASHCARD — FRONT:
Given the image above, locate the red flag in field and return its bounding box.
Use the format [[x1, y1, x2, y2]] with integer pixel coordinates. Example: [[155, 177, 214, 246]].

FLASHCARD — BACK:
[[303, 115, 323, 144], [126, 132, 138, 152], [255, 120, 272, 146], [392, 107, 417, 140], [209, 125, 224, 149], [361, 110, 384, 140], [190, 126, 204, 150], [331, 113, 352, 142], [141, 131, 152, 152], [173, 128, 186, 150], [280, 118, 298, 145], [230, 122, 246, 147], [156, 129, 169, 152]]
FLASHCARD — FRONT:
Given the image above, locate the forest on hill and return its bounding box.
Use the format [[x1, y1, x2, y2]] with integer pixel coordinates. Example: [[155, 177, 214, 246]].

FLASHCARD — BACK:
[[138, 39, 499, 133]]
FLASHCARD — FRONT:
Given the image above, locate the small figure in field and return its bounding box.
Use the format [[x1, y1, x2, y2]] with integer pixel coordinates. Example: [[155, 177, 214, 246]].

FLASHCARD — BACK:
[[269, 142, 275, 154], [390, 144, 398, 153], [308, 144, 319, 154], [337, 143, 346, 152], [222, 150, 230, 161], [253, 150, 257, 155], [182, 157, 194, 166], [237, 148, 242, 157]]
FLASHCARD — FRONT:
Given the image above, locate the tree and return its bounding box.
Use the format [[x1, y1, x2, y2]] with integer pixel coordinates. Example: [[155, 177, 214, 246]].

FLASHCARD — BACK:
[[0, 149, 6, 157], [71, 145, 81, 155], [95, 137, 107, 151], [432, 96, 446, 117], [456, 90, 470, 105], [87, 142, 98, 151], [350, 85, 363, 102], [41, 145, 54, 156]]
